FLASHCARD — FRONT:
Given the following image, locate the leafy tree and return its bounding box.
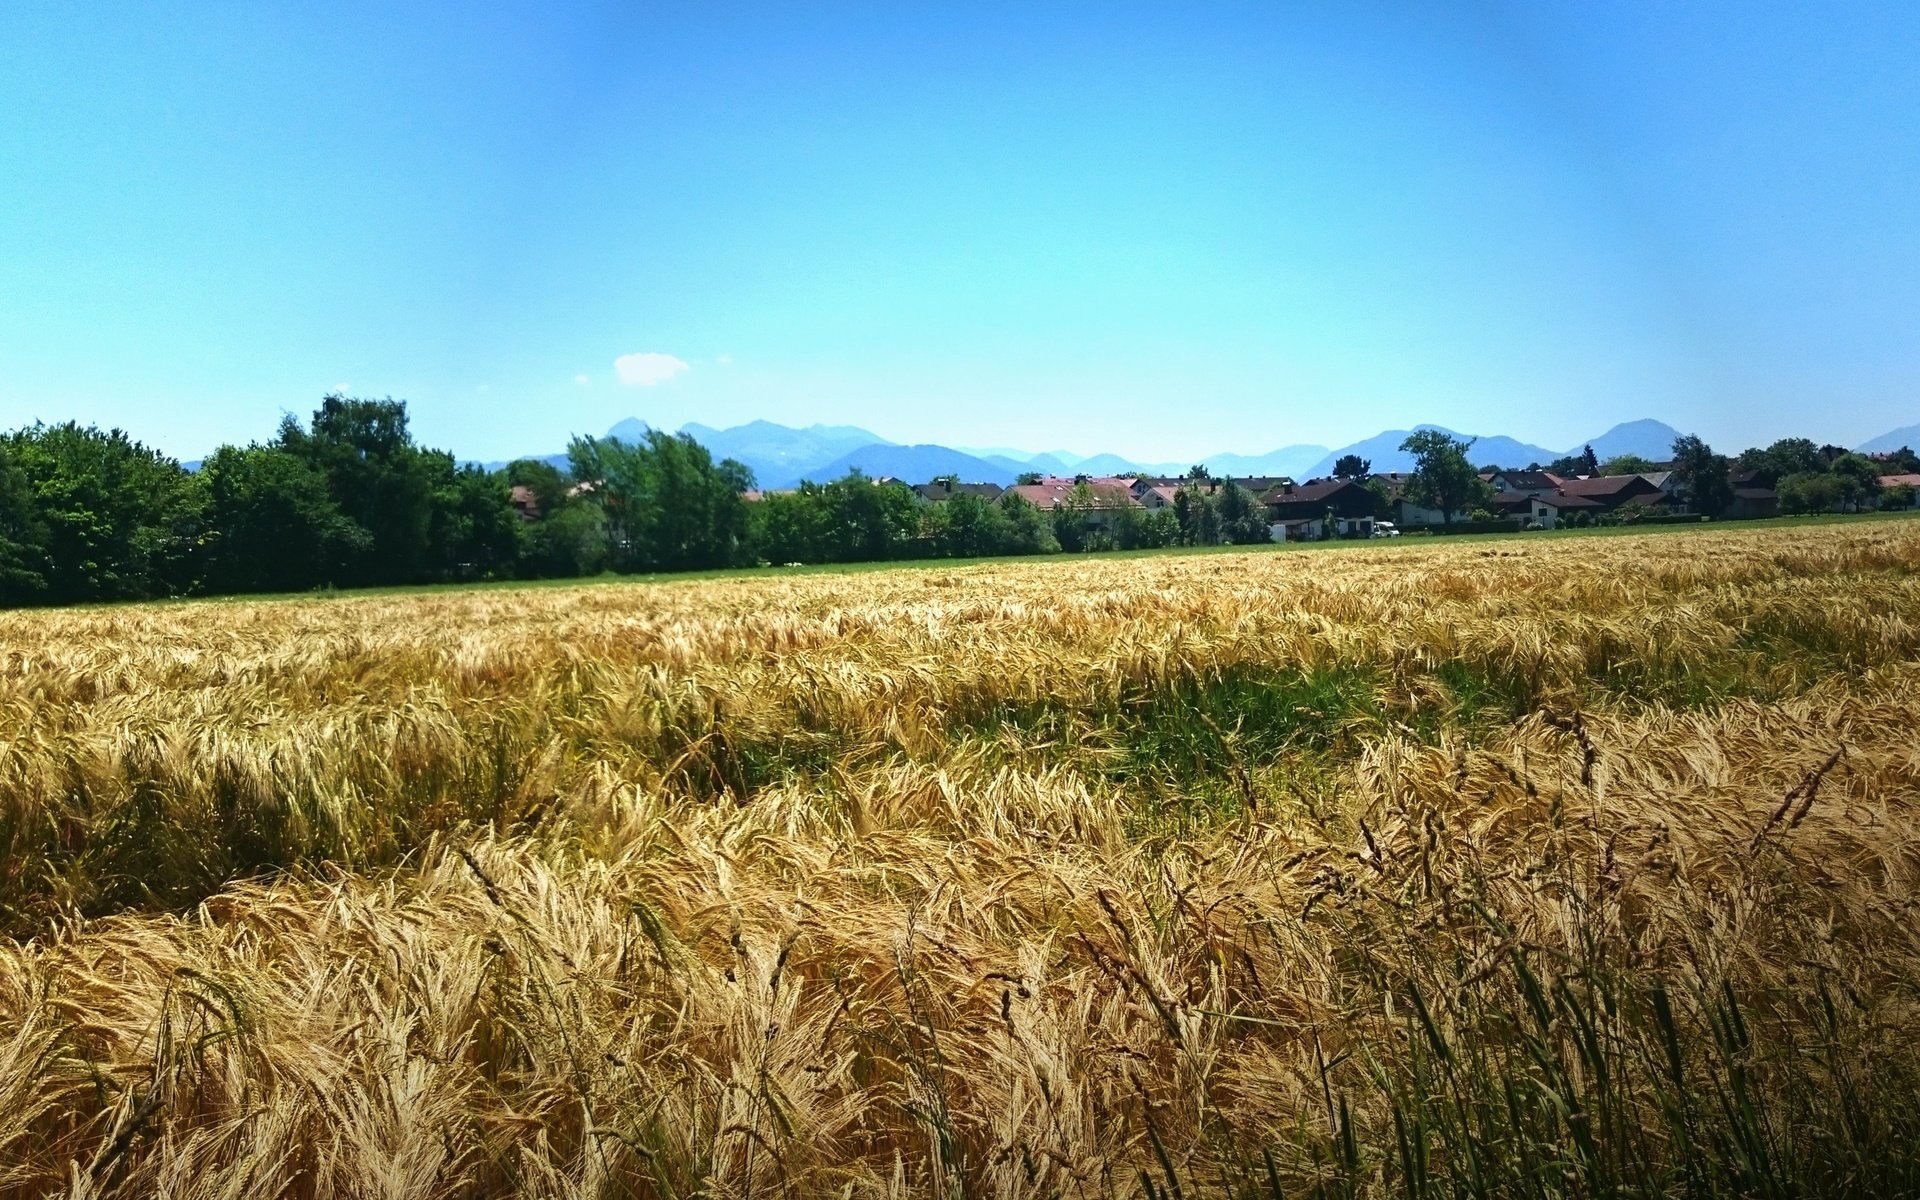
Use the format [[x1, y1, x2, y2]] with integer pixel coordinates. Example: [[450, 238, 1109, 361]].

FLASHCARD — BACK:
[[1598, 453, 1656, 476], [1171, 483, 1221, 545], [4, 422, 204, 603], [569, 430, 754, 571], [926, 490, 1012, 558], [1778, 471, 1839, 514], [430, 465, 522, 579], [1736, 438, 1822, 484], [1670, 434, 1733, 517], [1332, 454, 1371, 480], [1545, 444, 1602, 477], [1400, 429, 1491, 525], [1015, 471, 1043, 486], [1214, 481, 1271, 544], [200, 445, 369, 593], [1828, 453, 1883, 511], [1876, 445, 1920, 474], [520, 503, 609, 577], [277, 395, 442, 585], [1186, 464, 1211, 481], [1363, 477, 1397, 520], [1883, 482, 1916, 510], [995, 493, 1059, 555], [0, 445, 48, 604], [503, 457, 610, 578], [1050, 481, 1099, 552], [505, 458, 570, 518], [1111, 505, 1178, 550], [819, 472, 921, 562], [749, 486, 828, 564]]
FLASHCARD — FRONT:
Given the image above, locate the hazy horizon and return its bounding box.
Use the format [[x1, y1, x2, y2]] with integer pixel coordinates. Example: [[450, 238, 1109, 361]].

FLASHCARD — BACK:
[[4, 3, 1917, 462]]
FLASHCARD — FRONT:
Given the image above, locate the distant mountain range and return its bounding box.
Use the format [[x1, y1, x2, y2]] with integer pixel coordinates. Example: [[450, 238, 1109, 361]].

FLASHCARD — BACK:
[[485, 414, 1918, 490], [1298, 419, 1686, 478], [1858, 423, 1920, 455]]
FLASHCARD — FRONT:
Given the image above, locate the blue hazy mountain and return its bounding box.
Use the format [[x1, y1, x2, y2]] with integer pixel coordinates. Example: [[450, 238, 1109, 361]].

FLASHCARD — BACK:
[[976, 450, 1081, 476], [678, 419, 890, 485], [1302, 427, 1559, 478], [768, 443, 1016, 489], [964, 447, 1087, 472], [1302, 420, 1685, 478], [1199, 445, 1332, 479], [490, 415, 1698, 486], [1858, 422, 1920, 455], [1578, 419, 1684, 463]]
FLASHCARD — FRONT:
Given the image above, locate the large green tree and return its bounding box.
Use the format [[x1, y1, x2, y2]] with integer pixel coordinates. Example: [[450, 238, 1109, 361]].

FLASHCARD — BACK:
[[3, 422, 204, 603], [1598, 453, 1656, 476], [568, 430, 754, 571], [1828, 453, 1884, 512], [200, 445, 370, 593], [1213, 481, 1272, 544], [505, 459, 608, 578], [996, 494, 1059, 555], [1671, 434, 1734, 516], [1736, 437, 1823, 484], [927, 491, 1014, 558], [275, 394, 522, 586], [0, 445, 49, 604], [1778, 471, 1839, 514], [1400, 430, 1491, 525], [277, 395, 440, 585], [430, 464, 523, 580]]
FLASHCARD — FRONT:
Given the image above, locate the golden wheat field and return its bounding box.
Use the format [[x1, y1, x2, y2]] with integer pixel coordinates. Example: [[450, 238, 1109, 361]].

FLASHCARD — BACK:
[[4, 521, 1920, 1198]]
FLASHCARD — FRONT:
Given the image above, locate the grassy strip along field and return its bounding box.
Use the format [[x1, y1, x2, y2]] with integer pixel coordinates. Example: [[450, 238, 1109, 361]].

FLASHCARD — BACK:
[[2, 519, 1919, 1196]]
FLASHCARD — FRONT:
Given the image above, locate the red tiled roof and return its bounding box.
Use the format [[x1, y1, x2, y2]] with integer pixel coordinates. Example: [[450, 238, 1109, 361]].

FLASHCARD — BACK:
[[1005, 477, 1141, 509], [1259, 478, 1355, 505], [1534, 492, 1603, 509], [1878, 474, 1920, 488], [1557, 474, 1658, 498]]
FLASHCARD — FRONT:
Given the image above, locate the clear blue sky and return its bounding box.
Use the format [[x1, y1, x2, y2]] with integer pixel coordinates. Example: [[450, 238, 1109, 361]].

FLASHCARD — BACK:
[[3, 2, 1917, 463]]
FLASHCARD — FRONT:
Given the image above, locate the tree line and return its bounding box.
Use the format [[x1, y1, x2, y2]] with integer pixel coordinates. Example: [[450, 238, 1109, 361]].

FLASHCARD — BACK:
[[5, 397, 1913, 607], [1386, 429, 1917, 524], [0, 396, 1278, 607]]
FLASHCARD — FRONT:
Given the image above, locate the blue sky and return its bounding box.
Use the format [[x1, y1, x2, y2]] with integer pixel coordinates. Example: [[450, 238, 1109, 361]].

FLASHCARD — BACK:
[[3, 2, 1917, 463]]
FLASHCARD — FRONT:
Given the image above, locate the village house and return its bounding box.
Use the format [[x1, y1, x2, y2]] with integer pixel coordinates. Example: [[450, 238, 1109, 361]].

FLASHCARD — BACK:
[[1555, 473, 1669, 512], [1367, 472, 1471, 526], [1128, 475, 1293, 511], [1003, 476, 1142, 533], [911, 479, 1004, 503], [508, 485, 541, 522], [1879, 473, 1920, 508], [1259, 479, 1378, 540], [1485, 469, 1565, 498], [1727, 470, 1780, 520]]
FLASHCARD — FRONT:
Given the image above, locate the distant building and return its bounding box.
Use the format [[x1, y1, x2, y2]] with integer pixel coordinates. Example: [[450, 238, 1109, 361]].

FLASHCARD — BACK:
[[1259, 479, 1378, 539], [1877, 473, 1920, 508], [912, 479, 1004, 502], [1003, 476, 1142, 533]]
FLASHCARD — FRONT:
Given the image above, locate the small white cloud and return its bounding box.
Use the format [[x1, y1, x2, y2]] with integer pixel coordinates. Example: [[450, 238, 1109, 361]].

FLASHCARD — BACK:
[[715, 353, 733, 366], [614, 351, 690, 387], [574, 373, 591, 386]]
